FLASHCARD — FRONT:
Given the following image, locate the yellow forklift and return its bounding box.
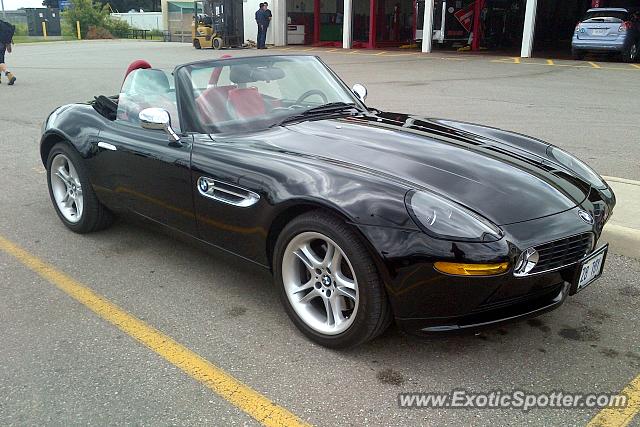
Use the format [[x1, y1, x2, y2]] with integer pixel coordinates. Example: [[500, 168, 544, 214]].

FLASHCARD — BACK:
[[192, 0, 244, 50]]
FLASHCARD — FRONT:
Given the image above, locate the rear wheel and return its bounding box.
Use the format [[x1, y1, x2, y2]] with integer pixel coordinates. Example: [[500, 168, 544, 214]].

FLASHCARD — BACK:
[[212, 37, 223, 50], [273, 211, 391, 348], [622, 42, 638, 63], [193, 38, 201, 49], [46, 143, 113, 233]]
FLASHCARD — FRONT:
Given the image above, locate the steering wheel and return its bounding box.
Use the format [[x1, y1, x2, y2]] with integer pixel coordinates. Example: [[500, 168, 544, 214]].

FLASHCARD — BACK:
[[295, 90, 328, 105]]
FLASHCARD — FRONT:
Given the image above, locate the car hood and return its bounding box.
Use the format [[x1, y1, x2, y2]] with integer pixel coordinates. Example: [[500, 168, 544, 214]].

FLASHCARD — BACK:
[[268, 112, 589, 226]]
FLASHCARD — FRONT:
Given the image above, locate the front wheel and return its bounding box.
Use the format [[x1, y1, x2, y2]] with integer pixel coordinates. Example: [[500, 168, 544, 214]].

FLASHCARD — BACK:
[[46, 143, 113, 233], [273, 211, 391, 348], [212, 37, 223, 50]]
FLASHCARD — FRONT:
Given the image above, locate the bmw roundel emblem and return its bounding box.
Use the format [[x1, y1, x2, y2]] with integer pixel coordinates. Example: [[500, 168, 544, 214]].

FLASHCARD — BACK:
[[198, 177, 209, 193], [578, 209, 594, 225]]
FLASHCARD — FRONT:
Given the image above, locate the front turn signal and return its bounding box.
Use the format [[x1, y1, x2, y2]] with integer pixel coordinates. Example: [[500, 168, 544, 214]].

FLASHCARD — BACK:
[[434, 261, 510, 276]]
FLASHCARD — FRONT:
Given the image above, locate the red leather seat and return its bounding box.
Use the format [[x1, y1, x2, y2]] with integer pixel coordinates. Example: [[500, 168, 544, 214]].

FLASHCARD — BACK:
[[196, 85, 237, 123], [227, 87, 266, 119]]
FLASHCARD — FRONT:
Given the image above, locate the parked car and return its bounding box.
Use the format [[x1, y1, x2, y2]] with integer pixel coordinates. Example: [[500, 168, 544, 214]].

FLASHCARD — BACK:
[[40, 55, 615, 348], [572, 8, 640, 62]]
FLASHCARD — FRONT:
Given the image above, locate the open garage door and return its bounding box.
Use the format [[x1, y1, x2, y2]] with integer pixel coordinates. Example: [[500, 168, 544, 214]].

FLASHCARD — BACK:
[[532, 0, 591, 56]]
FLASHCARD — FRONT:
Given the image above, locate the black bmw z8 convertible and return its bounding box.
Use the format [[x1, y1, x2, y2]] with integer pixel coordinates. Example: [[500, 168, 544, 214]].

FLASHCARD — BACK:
[[40, 55, 615, 348]]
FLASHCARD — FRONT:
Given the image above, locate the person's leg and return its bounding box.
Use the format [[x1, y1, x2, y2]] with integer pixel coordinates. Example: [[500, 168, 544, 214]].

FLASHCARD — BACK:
[[0, 43, 16, 85], [0, 43, 5, 83], [258, 25, 265, 48]]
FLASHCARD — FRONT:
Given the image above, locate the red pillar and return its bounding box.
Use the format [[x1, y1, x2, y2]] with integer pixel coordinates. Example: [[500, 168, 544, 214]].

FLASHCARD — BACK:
[[368, 0, 377, 48], [471, 0, 484, 51], [313, 0, 321, 44]]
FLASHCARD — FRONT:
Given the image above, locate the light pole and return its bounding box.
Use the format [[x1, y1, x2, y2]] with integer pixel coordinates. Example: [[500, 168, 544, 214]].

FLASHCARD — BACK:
[[1, 0, 6, 19]]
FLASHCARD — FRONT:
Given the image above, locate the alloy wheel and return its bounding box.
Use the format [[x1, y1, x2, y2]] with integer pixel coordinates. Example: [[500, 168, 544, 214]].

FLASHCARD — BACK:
[[50, 153, 84, 223], [282, 232, 359, 335]]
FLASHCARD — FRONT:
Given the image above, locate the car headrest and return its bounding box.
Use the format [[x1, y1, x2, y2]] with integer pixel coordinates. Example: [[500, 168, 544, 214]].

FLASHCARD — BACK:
[[229, 64, 285, 84], [123, 60, 152, 88], [122, 69, 171, 95], [209, 54, 234, 86]]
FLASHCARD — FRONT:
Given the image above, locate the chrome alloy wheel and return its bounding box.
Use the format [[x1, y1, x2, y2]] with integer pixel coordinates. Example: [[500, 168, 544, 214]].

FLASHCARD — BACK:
[[282, 232, 359, 335], [50, 154, 84, 223]]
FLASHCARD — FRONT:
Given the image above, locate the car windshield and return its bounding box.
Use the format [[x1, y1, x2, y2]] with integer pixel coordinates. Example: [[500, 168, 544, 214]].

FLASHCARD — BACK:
[[583, 10, 629, 22], [178, 56, 363, 133]]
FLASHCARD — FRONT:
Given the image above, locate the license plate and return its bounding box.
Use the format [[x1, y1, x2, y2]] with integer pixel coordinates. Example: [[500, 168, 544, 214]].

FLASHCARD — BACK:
[[592, 29, 607, 36], [575, 245, 608, 292]]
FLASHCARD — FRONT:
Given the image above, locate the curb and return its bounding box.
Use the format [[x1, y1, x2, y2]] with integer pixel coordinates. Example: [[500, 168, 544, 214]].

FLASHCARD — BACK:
[[602, 176, 640, 260], [602, 224, 640, 260], [603, 175, 640, 186]]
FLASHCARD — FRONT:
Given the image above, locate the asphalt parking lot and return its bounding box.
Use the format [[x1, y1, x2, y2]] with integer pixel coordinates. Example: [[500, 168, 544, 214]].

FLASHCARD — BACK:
[[0, 40, 639, 426]]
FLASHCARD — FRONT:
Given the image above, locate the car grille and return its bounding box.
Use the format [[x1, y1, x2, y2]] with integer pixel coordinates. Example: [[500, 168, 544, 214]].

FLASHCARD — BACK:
[[530, 233, 593, 274]]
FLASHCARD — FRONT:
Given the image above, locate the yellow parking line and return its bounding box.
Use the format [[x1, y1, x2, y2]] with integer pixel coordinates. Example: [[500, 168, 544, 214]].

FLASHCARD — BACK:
[[588, 61, 602, 69], [0, 235, 309, 427], [546, 59, 554, 65], [375, 51, 387, 55], [631, 64, 640, 69], [587, 374, 640, 427]]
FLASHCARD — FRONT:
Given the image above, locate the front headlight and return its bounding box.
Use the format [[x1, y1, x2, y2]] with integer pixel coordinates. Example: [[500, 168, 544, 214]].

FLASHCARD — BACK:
[[405, 190, 503, 242], [547, 146, 607, 190]]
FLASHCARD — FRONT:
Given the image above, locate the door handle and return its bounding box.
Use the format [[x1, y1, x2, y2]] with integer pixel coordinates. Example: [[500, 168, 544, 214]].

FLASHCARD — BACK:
[[97, 141, 117, 151]]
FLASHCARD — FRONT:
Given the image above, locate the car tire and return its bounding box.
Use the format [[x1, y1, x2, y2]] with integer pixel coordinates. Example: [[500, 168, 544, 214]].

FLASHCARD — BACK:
[[571, 49, 584, 60], [622, 42, 637, 63], [193, 39, 201, 49], [273, 210, 392, 348], [46, 143, 113, 234]]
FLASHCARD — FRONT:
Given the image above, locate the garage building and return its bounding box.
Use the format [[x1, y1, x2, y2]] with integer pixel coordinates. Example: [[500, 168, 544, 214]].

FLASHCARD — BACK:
[[162, 0, 637, 57]]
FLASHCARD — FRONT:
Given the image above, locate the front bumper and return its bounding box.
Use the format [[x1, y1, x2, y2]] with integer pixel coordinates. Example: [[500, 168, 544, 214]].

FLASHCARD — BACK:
[[356, 187, 614, 335], [397, 282, 570, 334]]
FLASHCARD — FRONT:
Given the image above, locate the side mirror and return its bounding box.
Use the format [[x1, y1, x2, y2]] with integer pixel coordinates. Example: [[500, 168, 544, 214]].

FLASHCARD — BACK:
[[139, 108, 181, 143], [352, 83, 367, 103]]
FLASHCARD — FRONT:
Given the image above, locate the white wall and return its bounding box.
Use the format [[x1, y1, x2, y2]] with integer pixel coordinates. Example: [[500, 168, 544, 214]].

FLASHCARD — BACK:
[[111, 12, 165, 31]]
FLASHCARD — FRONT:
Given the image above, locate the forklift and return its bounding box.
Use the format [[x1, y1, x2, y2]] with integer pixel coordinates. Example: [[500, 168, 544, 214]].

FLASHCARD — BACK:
[[192, 0, 244, 50]]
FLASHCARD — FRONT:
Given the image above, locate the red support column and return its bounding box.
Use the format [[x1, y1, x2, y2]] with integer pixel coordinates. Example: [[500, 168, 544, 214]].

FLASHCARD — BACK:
[[368, 0, 377, 48], [313, 0, 321, 45], [471, 0, 484, 51]]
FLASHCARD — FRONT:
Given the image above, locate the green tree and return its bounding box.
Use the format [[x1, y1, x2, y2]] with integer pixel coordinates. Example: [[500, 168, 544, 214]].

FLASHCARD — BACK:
[[61, 0, 109, 38]]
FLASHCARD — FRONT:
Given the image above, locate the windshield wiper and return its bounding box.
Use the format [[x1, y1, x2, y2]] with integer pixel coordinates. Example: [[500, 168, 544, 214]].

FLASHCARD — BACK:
[[275, 102, 361, 126]]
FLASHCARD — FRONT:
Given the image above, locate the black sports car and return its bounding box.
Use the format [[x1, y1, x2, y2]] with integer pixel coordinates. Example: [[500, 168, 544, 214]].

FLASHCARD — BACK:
[[40, 55, 615, 348]]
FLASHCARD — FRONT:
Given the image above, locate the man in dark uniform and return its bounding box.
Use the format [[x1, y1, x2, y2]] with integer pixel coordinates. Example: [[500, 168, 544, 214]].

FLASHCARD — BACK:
[[255, 3, 266, 49], [262, 2, 272, 48], [0, 19, 17, 85]]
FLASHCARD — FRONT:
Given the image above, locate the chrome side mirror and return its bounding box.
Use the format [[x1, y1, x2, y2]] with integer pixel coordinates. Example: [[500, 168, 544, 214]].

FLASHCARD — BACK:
[[139, 108, 181, 143], [352, 83, 367, 103]]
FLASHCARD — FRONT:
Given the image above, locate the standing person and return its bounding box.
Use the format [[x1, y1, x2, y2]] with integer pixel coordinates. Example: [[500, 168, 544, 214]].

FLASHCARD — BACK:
[[260, 2, 272, 49], [0, 19, 17, 85], [256, 2, 266, 49]]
